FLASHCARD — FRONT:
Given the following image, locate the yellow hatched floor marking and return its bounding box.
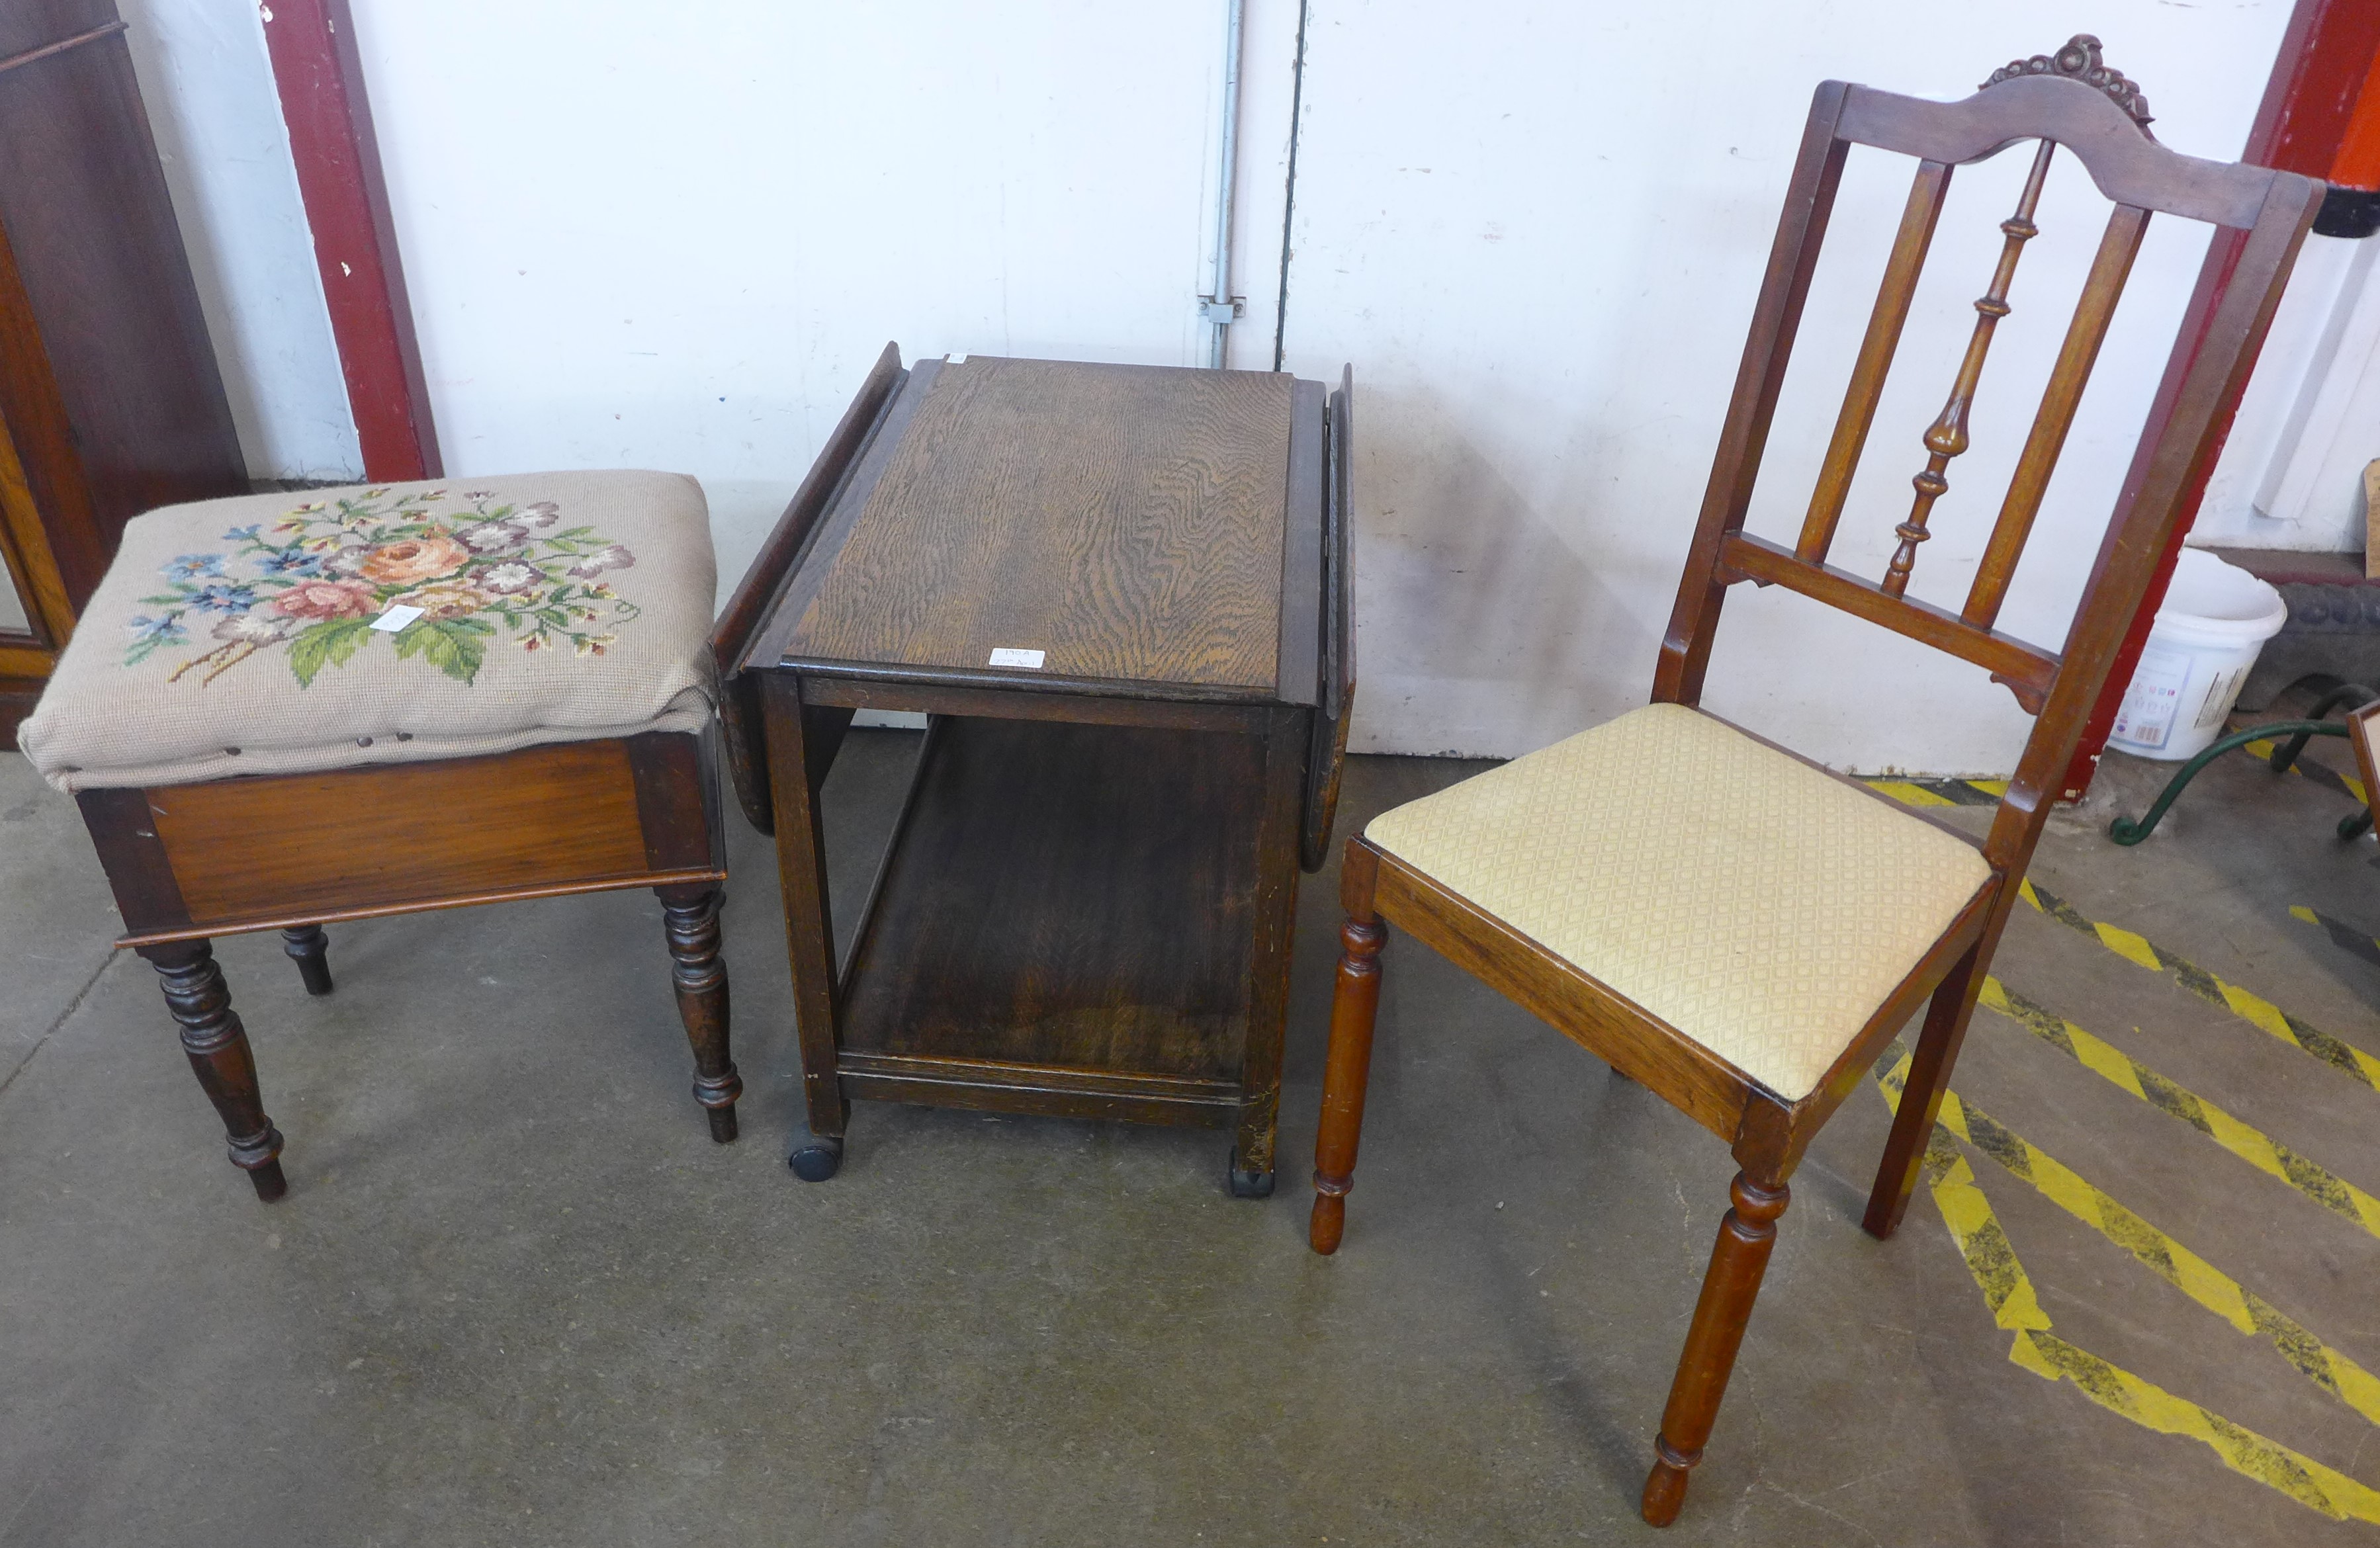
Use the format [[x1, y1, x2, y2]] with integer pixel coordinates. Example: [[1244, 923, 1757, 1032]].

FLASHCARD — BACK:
[[1867, 779, 1958, 808], [1873, 1056, 2380, 1522], [2021, 881, 2380, 1092], [1979, 976, 2380, 1239], [1878, 1051, 2380, 1426], [1862, 777, 2000, 808], [2243, 738, 2370, 807], [2293, 904, 2380, 974]]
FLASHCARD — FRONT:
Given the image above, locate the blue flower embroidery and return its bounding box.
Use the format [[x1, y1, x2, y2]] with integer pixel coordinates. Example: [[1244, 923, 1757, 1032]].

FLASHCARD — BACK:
[[128, 613, 187, 645], [163, 553, 224, 581], [257, 548, 322, 577], [223, 525, 263, 542], [185, 581, 261, 614]]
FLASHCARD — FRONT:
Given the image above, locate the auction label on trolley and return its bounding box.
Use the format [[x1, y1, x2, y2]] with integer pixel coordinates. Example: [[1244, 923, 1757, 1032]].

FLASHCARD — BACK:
[[987, 648, 1045, 669]]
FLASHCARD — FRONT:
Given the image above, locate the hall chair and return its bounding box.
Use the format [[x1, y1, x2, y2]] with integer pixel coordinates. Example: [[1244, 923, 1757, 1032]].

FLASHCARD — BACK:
[[17, 471, 741, 1200], [1303, 38, 2320, 1527]]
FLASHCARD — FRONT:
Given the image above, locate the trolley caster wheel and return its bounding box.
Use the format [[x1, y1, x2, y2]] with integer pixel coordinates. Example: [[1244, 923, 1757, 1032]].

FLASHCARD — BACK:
[[789, 1137, 844, 1182], [1228, 1164, 1275, 1199]]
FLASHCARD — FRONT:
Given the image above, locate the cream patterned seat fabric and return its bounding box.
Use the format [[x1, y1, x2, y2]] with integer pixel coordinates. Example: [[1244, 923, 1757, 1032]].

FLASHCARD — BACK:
[[1364, 703, 1992, 1101], [19, 471, 716, 792]]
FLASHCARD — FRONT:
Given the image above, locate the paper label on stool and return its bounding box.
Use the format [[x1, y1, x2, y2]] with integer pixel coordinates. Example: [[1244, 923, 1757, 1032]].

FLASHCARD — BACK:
[[371, 605, 425, 632], [988, 647, 1045, 669]]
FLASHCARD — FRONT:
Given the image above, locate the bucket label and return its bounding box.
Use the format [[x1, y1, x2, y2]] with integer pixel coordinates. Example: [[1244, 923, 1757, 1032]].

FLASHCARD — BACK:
[[2111, 644, 2191, 750], [2191, 665, 2248, 733]]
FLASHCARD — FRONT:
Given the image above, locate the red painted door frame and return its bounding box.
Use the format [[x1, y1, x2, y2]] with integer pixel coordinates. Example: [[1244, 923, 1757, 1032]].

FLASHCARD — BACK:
[[260, 0, 441, 481], [2064, 0, 2380, 798]]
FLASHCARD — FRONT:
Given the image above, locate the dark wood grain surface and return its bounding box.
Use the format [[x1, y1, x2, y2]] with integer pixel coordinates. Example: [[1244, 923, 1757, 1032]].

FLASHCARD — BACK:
[[779, 357, 1293, 691], [1301, 368, 1357, 871], [836, 1051, 1240, 1128], [143, 740, 662, 930], [1274, 376, 1326, 706], [0, 0, 245, 736], [0, 8, 243, 613], [838, 714, 1264, 1082], [799, 673, 1270, 734], [0, 0, 119, 66], [715, 341, 906, 679]]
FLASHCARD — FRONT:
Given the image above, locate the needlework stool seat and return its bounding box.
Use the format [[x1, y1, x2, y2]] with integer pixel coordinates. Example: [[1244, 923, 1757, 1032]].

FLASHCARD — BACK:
[[17, 470, 741, 1199]]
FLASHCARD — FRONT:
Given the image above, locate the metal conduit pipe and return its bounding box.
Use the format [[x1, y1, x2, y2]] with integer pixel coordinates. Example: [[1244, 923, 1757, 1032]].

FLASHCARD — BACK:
[[1203, 0, 1247, 368]]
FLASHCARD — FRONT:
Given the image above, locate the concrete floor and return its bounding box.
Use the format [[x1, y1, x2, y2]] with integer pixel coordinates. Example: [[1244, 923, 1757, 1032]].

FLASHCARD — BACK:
[[3, 710, 2378, 1546]]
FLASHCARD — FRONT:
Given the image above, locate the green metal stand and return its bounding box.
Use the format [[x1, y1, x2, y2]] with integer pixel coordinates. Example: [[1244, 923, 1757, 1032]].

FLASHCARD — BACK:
[[2109, 697, 2374, 846]]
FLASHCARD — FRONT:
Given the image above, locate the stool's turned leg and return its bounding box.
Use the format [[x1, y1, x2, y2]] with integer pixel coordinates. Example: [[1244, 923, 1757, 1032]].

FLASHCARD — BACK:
[[1309, 909, 1386, 1255], [281, 924, 333, 996], [658, 884, 740, 1143], [1641, 1172, 1791, 1526], [138, 939, 286, 1201]]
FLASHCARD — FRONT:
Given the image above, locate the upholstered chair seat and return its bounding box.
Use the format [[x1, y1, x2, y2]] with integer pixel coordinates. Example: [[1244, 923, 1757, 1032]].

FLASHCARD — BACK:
[[1364, 703, 1990, 1101]]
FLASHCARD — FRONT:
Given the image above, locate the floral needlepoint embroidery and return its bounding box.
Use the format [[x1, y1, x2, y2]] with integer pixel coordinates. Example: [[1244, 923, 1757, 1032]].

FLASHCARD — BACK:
[[128, 488, 643, 687]]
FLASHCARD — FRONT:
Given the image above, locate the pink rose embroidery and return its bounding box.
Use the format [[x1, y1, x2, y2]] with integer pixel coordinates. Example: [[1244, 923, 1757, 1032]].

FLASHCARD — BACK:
[[359, 535, 470, 585], [271, 578, 378, 620], [394, 581, 494, 621]]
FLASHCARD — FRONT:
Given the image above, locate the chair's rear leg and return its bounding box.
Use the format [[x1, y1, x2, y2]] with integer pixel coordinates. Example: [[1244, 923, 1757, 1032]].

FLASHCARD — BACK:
[[281, 924, 333, 996], [658, 884, 740, 1143], [1641, 1172, 1790, 1526], [1310, 845, 1386, 1255], [139, 939, 286, 1201], [1863, 942, 1986, 1238]]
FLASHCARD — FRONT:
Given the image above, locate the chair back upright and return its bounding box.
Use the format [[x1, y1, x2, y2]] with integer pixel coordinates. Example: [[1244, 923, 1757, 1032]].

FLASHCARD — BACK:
[[1652, 36, 2322, 877]]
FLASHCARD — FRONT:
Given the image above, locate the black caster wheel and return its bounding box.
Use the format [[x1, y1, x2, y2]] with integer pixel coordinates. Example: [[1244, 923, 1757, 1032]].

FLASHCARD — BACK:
[[788, 1136, 844, 1182], [1228, 1164, 1275, 1199]]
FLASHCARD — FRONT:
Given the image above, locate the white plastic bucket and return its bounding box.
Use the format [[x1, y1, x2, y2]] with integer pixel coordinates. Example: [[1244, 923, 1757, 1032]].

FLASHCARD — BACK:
[[2107, 548, 2288, 761]]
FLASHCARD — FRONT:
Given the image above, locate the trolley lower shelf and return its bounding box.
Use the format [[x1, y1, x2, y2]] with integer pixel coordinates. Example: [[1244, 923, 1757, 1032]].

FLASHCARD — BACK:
[[832, 714, 1270, 1128]]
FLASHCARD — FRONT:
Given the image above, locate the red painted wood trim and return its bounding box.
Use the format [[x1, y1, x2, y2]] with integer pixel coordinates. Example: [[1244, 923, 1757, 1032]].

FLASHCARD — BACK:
[[2331, 48, 2380, 189], [2062, 0, 2379, 799], [259, 0, 439, 480], [2256, 0, 2380, 183]]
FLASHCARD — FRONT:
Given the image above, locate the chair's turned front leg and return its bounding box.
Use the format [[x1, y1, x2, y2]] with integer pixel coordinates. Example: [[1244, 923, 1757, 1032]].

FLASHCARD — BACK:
[[281, 924, 333, 996], [1641, 1172, 1790, 1526], [658, 884, 740, 1142], [138, 939, 287, 1201], [1309, 909, 1386, 1254]]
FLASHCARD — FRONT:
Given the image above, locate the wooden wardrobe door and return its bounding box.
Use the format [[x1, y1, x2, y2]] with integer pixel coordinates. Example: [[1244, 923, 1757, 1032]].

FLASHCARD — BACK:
[[0, 0, 247, 732]]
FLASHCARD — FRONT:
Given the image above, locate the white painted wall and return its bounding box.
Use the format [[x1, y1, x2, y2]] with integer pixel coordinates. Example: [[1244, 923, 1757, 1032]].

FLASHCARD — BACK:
[[116, 0, 359, 480], [1278, 0, 2293, 772], [2193, 234, 2380, 552], [144, 1, 2305, 773], [338, 0, 1302, 599]]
